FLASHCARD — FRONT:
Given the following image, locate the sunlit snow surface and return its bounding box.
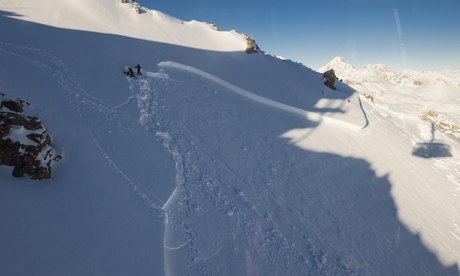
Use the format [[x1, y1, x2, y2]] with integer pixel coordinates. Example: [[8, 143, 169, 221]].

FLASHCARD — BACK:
[[0, 0, 459, 275]]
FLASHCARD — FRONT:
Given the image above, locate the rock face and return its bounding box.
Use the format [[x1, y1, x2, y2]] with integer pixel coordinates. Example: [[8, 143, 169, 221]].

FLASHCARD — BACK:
[[0, 94, 61, 180], [322, 69, 337, 90], [134, 5, 143, 14], [245, 35, 261, 54], [0, 100, 25, 113]]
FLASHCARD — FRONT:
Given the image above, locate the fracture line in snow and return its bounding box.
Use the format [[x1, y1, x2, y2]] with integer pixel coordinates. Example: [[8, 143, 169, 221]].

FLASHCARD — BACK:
[[158, 61, 363, 131], [194, 246, 223, 262], [163, 240, 190, 251], [358, 95, 370, 129]]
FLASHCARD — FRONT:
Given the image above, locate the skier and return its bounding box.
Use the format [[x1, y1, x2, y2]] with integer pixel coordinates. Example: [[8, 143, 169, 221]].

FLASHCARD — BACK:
[[128, 67, 134, 78], [124, 67, 134, 78], [135, 64, 142, 76]]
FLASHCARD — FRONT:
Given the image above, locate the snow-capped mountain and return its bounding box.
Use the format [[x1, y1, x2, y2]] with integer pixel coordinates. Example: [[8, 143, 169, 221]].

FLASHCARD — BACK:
[[1, 1, 459, 275], [320, 56, 358, 75], [320, 57, 460, 140], [320, 56, 460, 87]]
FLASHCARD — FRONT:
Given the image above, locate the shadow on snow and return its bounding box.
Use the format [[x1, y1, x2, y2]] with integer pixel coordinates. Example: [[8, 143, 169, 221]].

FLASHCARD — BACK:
[[0, 10, 458, 276], [413, 122, 453, 159]]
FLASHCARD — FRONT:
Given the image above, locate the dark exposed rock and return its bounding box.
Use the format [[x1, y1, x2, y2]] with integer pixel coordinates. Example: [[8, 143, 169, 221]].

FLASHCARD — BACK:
[[3, 112, 42, 130], [0, 95, 61, 180], [0, 124, 11, 137], [31, 167, 52, 180], [1, 100, 24, 113], [12, 162, 34, 178], [0, 139, 22, 166], [26, 133, 44, 144], [245, 36, 261, 54], [322, 69, 337, 90], [209, 24, 220, 31], [134, 6, 143, 14]]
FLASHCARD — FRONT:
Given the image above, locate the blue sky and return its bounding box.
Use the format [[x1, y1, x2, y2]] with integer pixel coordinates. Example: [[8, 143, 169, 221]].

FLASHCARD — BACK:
[[137, 0, 460, 70]]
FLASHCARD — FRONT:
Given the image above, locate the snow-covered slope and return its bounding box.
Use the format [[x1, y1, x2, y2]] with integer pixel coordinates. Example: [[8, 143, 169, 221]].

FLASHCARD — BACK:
[[0, 0, 246, 52], [1, 1, 459, 275]]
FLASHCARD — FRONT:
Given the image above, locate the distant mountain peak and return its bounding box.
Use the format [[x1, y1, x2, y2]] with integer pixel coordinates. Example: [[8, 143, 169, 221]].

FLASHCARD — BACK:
[[319, 56, 356, 73], [330, 56, 347, 64]]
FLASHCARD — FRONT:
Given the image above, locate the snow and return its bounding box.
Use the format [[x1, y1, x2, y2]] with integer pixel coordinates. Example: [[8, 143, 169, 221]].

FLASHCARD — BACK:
[[319, 57, 460, 267], [1, 0, 459, 275], [4, 126, 38, 146], [320, 57, 460, 140], [0, 0, 246, 52], [321, 56, 357, 73]]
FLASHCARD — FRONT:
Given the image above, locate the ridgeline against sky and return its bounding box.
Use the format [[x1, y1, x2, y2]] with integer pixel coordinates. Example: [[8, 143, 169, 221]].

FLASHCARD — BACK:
[[138, 0, 460, 70]]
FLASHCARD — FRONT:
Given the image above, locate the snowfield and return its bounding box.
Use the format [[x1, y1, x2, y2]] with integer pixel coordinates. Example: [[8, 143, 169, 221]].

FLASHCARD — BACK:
[[0, 0, 459, 275]]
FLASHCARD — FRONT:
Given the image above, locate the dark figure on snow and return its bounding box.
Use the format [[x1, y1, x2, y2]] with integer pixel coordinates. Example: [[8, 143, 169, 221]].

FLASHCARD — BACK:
[[135, 64, 142, 76], [124, 67, 134, 78]]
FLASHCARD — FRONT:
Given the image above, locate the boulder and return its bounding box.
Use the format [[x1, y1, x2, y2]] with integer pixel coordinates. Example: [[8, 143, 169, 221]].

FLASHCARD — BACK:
[[322, 69, 337, 90], [0, 96, 61, 180], [31, 167, 52, 180], [0, 124, 11, 137], [245, 36, 261, 54], [3, 112, 42, 130], [1, 100, 24, 113]]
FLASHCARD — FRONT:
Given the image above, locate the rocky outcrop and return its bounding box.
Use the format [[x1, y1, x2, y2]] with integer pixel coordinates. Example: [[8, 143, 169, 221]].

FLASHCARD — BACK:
[[0, 95, 61, 180], [322, 69, 337, 90], [134, 4, 143, 14], [245, 35, 261, 54], [421, 111, 460, 140], [0, 99, 25, 113], [120, 0, 143, 14]]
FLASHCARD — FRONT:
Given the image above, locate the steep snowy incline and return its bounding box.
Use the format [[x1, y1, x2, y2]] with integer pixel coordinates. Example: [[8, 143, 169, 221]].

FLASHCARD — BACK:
[[0, 40, 177, 275], [129, 63, 458, 275], [1, 0, 460, 275], [0, 0, 246, 52], [0, 1, 357, 275]]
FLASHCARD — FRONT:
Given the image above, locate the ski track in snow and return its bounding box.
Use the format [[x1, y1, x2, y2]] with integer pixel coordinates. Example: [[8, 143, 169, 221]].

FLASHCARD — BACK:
[[0, 41, 166, 219]]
